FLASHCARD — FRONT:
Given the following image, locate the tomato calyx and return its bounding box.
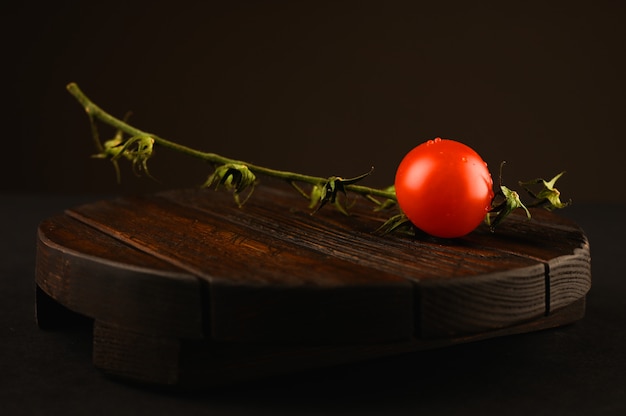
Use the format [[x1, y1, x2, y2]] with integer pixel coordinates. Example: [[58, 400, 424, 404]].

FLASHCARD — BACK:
[[204, 163, 258, 207], [307, 168, 375, 214], [486, 162, 571, 232], [520, 171, 572, 210]]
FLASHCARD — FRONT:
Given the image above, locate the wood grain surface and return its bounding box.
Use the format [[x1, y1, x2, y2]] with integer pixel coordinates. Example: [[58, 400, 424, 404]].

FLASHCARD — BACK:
[[35, 180, 591, 386]]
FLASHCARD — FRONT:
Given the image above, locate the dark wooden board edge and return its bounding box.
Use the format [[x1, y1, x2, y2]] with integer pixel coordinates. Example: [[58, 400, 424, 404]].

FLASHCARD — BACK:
[[35, 214, 205, 339], [90, 297, 586, 388], [35, 280, 585, 387]]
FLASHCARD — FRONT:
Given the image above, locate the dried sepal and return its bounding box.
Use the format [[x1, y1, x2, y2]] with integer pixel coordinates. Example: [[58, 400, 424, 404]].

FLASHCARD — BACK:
[[309, 168, 374, 214], [91, 137, 124, 159], [307, 183, 324, 209], [91, 133, 155, 182], [203, 163, 257, 207], [91, 136, 124, 183], [486, 161, 531, 232], [375, 212, 416, 236], [115, 136, 155, 178], [486, 185, 531, 231], [520, 171, 571, 210]]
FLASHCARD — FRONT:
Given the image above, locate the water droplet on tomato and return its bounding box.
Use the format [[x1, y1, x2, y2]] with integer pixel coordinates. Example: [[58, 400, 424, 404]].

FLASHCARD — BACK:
[[434, 137, 442, 143], [461, 157, 467, 163], [426, 139, 434, 145]]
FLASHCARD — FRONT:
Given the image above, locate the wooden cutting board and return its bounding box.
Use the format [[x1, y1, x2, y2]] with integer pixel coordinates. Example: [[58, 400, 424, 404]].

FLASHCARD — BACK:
[[35, 180, 591, 387]]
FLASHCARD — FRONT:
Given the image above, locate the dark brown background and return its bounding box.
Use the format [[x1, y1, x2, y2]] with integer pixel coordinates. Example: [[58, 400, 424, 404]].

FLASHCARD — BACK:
[[4, 1, 625, 203]]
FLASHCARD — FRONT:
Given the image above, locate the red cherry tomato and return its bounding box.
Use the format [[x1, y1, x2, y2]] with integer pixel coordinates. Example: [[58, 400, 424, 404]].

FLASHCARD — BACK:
[[394, 138, 494, 238]]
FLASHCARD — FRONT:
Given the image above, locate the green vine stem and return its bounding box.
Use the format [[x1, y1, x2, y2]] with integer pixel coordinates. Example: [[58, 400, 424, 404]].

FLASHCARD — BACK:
[[66, 82, 396, 210], [67, 82, 570, 233]]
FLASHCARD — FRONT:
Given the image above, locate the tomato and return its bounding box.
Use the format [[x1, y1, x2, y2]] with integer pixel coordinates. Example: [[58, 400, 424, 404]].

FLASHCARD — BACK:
[[394, 138, 494, 238]]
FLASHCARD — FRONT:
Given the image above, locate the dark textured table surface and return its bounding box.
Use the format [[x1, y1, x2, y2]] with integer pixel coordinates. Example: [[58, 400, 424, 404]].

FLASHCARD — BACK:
[[1, 194, 625, 415]]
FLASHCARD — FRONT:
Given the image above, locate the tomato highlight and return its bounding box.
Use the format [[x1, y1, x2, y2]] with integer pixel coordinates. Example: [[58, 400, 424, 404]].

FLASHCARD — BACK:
[[394, 138, 494, 238]]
